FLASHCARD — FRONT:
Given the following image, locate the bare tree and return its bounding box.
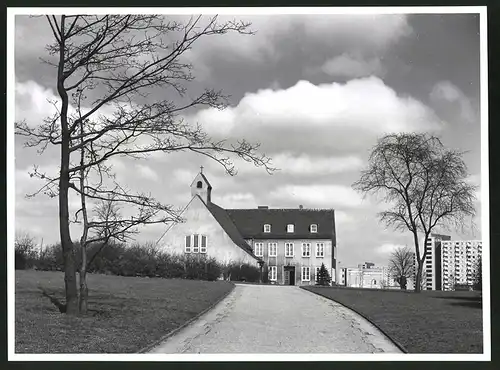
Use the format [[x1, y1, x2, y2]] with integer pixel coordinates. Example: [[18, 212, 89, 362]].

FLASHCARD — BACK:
[[15, 14, 274, 315], [353, 133, 476, 292], [448, 272, 456, 291], [388, 246, 414, 290], [15, 232, 38, 270]]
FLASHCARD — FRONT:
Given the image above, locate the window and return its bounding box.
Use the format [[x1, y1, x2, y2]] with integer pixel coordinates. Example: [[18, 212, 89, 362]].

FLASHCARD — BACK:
[[186, 234, 207, 253], [193, 234, 200, 253], [196, 181, 203, 188], [268, 243, 278, 257], [254, 242, 264, 257], [200, 235, 207, 253], [264, 224, 271, 233], [310, 224, 318, 233], [315, 267, 321, 282], [269, 266, 277, 281], [285, 243, 294, 257], [302, 243, 311, 257], [287, 224, 294, 233], [316, 243, 325, 257], [301, 266, 311, 282]]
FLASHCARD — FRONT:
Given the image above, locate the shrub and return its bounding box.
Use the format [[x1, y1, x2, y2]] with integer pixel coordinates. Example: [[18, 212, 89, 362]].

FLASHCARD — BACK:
[[222, 261, 261, 282], [183, 254, 223, 281], [155, 252, 184, 279], [28, 239, 225, 282], [87, 242, 127, 275]]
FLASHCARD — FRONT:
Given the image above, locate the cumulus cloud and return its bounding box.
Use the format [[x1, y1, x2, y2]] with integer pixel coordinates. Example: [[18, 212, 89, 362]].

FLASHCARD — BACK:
[[190, 77, 443, 155], [320, 54, 386, 78], [189, 14, 412, 67], [375, 243, 407, 255], [230, 153, 363, 176], [269, 184, 366, 209], [217, 192, 258, 209], [430, 81, 476, 123], [15, 14, 412, 83], [335, 210, 355, 225], [136, 164, 159, 182], [15, 80, 59, 128]]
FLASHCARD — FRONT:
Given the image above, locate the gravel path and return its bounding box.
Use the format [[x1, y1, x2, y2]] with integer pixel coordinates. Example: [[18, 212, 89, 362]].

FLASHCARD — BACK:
[[149, 284, 402, 354]]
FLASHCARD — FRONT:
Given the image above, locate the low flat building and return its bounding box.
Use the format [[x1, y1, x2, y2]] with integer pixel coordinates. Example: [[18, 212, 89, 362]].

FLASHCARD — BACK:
[[339, 264, 396, 289]]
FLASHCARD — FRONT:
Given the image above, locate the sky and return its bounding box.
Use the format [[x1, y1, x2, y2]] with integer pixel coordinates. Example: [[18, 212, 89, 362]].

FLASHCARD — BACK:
[[13, 12, 484, 268]]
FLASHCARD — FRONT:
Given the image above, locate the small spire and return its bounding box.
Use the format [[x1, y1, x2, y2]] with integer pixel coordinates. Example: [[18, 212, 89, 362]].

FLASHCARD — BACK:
[[200, 165, 204, 174]]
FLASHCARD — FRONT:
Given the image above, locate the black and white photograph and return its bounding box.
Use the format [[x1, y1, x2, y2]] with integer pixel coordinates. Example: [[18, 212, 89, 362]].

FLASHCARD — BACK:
[[8, 7, 489, 360]]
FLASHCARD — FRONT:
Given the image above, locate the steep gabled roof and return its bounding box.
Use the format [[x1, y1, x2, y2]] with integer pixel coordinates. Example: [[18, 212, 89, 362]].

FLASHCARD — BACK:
[[224, 208, 336, 241], [205, 201, 258, 260], [190, 173, 212, 189]]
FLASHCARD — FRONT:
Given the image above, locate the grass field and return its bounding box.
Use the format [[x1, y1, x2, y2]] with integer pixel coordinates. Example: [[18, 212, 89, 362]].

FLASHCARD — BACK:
[[15, 270, 234, 353], [303, 286, 483, 353]]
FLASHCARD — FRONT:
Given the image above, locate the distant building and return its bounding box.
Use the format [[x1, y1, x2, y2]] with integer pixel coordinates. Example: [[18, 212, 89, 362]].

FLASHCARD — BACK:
[[339, 264, 396, 289], [339, 267, 347, 286]]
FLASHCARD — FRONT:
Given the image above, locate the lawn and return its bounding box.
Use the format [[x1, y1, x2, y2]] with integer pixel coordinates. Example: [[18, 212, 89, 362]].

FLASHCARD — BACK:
[[15, 270, 234, 353], [303, 286, 483, 354]]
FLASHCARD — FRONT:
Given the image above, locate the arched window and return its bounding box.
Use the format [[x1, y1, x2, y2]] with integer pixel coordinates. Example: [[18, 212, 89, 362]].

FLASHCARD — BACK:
[[197, 181, 203, 188]]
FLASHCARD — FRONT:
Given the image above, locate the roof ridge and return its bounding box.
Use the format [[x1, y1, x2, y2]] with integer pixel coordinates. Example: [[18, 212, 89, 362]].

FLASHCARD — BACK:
[[205, 201, 258, 260], [225, 208, 335, 211]]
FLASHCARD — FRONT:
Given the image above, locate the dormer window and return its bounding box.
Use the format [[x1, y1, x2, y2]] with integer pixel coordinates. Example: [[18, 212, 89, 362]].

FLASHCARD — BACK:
[[197, 181, 203, 188], [287, 224, 294, 233], [264, 224, 271, 233], [310, 224, 318, 233]]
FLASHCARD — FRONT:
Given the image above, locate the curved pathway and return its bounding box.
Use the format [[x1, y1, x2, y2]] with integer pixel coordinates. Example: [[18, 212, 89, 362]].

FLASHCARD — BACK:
[[149, 284, 402, 354]]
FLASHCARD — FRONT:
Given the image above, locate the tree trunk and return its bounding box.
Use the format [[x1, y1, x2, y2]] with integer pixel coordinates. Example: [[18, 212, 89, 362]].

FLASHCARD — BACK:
[[79, 264, 88, 314], [57, 15, 79, 315], [415, 261, 424, 293], [412, 231, 422, 293], [78, 115, 90, 314], [59, 167, 78, 314]]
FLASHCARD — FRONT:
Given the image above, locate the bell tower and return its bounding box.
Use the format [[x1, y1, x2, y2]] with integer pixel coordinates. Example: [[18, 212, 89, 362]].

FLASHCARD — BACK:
[[190, 166, 212, 204]]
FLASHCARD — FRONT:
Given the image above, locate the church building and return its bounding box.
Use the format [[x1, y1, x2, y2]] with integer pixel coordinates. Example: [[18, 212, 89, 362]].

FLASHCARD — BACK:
[[161, 170, 337, 286]]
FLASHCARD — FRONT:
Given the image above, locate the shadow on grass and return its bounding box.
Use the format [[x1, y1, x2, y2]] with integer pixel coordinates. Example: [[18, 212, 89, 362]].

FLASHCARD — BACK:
[[431, 295, 482, 309], [432, 295, 482, 301], [448, 301, 482, 309]]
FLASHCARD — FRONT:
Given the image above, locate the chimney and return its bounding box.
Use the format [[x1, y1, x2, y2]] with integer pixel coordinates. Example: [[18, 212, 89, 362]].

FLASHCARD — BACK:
[[258, 206, 268, 209], [299, 205, 303, 209]]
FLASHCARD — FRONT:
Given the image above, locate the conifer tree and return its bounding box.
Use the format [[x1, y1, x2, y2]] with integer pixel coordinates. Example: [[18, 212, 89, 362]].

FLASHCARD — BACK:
[[317, 263, 331, 286]]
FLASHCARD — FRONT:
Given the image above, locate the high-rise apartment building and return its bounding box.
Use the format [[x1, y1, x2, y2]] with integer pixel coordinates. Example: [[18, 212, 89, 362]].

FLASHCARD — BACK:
[[441, 240, 482, 291], [421, 234, 451, 290], [417, 234, 482, 291]]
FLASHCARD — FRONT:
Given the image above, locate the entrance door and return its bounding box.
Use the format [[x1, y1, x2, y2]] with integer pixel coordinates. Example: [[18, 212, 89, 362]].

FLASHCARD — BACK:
[[289, 269, 295, 286], [284, 267, 296, 286]]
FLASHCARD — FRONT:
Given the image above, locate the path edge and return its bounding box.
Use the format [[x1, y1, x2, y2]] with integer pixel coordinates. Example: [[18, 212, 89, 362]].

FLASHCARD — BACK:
[[300, 286, 408, 354], [137, 282, 236, 354]]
